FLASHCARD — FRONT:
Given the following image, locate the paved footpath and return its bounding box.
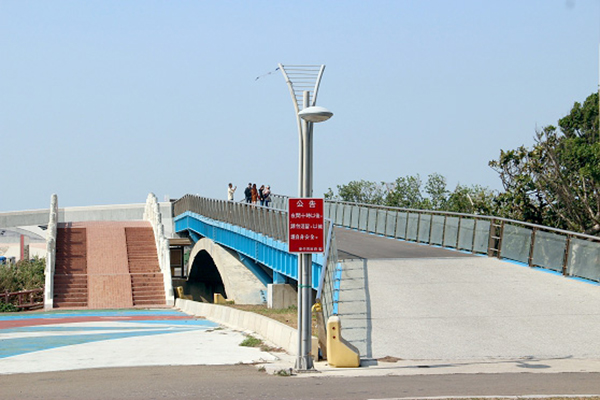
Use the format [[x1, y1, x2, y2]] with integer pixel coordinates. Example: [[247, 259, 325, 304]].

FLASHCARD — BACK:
[[0, 308, 277, 375]]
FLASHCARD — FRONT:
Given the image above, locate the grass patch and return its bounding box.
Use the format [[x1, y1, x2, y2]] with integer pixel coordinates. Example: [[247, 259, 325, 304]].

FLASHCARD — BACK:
[[239, 334, 285, 353], [274, 368, 292, 376], [240, 335, 263, 347]]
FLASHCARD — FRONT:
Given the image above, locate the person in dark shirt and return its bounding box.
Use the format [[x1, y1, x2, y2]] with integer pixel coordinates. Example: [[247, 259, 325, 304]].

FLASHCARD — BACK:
[[244, 183, 252, 203]]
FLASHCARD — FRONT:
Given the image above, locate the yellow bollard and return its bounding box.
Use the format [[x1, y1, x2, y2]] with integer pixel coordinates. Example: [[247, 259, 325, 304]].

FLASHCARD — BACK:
[[312, 301, 328, 360], [175, 286, 193, 300], [326, 315, 360, 368], [213, 293, 227, 304]]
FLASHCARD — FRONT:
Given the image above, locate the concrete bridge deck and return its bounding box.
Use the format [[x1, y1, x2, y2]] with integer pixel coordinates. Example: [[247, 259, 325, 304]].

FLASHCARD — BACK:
[[335, 227, 600, 369]]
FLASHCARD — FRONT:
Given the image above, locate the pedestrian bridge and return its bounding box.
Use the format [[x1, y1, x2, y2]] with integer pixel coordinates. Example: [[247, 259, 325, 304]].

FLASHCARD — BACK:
[[4, 193, 600, 364], [171, 194, 600, 362]]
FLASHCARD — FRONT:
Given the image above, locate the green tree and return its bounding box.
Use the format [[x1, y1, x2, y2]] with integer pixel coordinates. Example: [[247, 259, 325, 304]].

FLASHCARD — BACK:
[[424, 173, 448, 210], [446, 184, 497, 215], [488, 145, 547, 224], [385, 174, 425, 208], [326, 180, 385, 204], [490, 92, 600, 234]]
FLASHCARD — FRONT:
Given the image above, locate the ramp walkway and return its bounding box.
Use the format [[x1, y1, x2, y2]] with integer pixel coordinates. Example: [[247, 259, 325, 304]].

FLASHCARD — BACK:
[[335, 227, 600, 365]]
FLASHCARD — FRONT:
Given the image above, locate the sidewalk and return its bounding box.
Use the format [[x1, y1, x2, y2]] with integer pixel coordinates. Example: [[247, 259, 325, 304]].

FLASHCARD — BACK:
[[0, 309, 277, 375]]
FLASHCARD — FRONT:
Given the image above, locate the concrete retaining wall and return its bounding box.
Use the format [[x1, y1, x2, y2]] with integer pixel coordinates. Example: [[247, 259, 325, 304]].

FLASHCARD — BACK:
[[176, 298, 298, 355], [0, 210, 50, 228], [1, 202, 174, 238]]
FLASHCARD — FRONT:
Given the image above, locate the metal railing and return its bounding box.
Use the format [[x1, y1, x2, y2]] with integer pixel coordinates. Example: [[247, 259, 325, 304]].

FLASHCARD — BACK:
[[172, 194, 340, 321], [315, 221, 340, 322], [174, 195, 289, 242], [324, 200, 600, 283]]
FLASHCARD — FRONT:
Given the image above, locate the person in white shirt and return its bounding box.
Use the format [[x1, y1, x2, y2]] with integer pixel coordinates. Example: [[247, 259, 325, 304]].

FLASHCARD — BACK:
[[227, 183, 237, 201], [263, 185, 272, 207]]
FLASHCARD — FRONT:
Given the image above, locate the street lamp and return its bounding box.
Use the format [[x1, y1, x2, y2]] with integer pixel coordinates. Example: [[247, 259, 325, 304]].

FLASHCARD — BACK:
[[296, 94, 333, 371], [277, 64, 330, 371], [299, 106, 334, 123]]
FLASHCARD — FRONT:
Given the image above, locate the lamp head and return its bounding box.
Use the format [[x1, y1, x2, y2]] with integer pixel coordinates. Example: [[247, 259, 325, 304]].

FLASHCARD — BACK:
[[298, 106, 333, 123]]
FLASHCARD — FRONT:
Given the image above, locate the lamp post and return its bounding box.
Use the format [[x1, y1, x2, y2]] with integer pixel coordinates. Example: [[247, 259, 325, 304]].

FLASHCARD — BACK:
[[295, 92, 333, 371]]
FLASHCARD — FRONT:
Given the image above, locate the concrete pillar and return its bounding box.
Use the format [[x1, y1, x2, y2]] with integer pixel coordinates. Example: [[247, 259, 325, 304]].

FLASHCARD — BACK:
[[267, 283, 297, 309]]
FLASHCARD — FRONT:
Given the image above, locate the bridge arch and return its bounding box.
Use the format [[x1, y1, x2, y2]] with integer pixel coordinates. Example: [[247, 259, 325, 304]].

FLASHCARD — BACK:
[[187, 238, 266, 304]]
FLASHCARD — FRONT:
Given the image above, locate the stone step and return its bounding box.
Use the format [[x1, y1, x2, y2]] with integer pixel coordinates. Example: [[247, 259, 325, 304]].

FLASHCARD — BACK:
[[132, 282, 163, 289], [54, 285, 87, 292], [54, 276, 87, 281], [54, 281, 88, 286], [54, 274, 87, 283], [54, 293, 87, 302], [133, 294, 165, 301], [54, 301, 88, 308], [129, 268, 161, 274], [132, 299, 165, 306], [132, 291, 163, 296], [131, 276, 162, 281], [128, 263, 160, 268], [54, 268, 87, 274], [125, 227, 159, 280], [132, 280, 163, 287]]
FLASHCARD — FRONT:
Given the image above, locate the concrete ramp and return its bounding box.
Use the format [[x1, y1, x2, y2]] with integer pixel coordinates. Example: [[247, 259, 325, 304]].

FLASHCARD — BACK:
[[339, 256, 600, 361]]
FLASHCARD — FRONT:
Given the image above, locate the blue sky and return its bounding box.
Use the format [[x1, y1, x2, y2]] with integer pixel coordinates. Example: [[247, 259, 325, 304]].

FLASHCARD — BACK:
[[1, 1, 599, 212]]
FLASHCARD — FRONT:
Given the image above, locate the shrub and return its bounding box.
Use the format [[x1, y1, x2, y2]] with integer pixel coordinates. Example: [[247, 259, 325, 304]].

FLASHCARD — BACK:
[[0, 302, 19, 313], [0, 256, 45, 293]]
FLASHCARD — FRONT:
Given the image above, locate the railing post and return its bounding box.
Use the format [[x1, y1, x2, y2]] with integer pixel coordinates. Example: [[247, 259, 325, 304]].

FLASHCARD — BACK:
[[528, 227, 537, 267], [428, 213, 433, 244], [456, 216, 462, 249], [471, 218, 478, 253], [442, 215, 447, 247], [563, 235, 572, 276]]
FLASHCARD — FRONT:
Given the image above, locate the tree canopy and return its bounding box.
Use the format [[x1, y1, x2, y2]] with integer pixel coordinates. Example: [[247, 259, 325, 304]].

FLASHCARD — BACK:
[[325, 92, 600, 235], [325, 173, 494, 215], [489, 92, 600, 234]]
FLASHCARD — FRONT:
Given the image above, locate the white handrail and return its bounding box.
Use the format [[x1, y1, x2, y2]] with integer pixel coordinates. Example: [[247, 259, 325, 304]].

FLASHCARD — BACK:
[[144, 193, 174, 306]]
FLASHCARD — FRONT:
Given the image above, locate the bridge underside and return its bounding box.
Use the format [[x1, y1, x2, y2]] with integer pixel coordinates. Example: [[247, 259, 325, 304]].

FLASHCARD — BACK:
[[185, 238, 267, 305]]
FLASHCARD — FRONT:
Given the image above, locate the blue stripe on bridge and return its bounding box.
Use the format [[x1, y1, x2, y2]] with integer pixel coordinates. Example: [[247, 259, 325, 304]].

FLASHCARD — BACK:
[[174, 211, 324, 289]]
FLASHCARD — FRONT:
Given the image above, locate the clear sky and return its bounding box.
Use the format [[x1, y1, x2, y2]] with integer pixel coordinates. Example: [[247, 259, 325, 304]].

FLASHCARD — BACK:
[[1, 1, 599, 212]]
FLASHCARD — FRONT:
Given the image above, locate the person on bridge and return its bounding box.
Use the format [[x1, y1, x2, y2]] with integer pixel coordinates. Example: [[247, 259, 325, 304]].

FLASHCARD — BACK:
[[259, 185, 265, 206], [227, 183, 237, 201], [244, 183, 252, 203], [263, 185, 271, 207], [251, 184, 259, 205]]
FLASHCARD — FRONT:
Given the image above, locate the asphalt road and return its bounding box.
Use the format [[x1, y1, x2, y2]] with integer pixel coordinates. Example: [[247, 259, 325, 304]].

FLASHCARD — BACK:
[[2, 365, 600, 400]]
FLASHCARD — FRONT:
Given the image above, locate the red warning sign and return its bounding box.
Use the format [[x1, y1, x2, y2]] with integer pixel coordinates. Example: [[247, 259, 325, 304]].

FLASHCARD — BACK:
[[288, 198, 324, 253]]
